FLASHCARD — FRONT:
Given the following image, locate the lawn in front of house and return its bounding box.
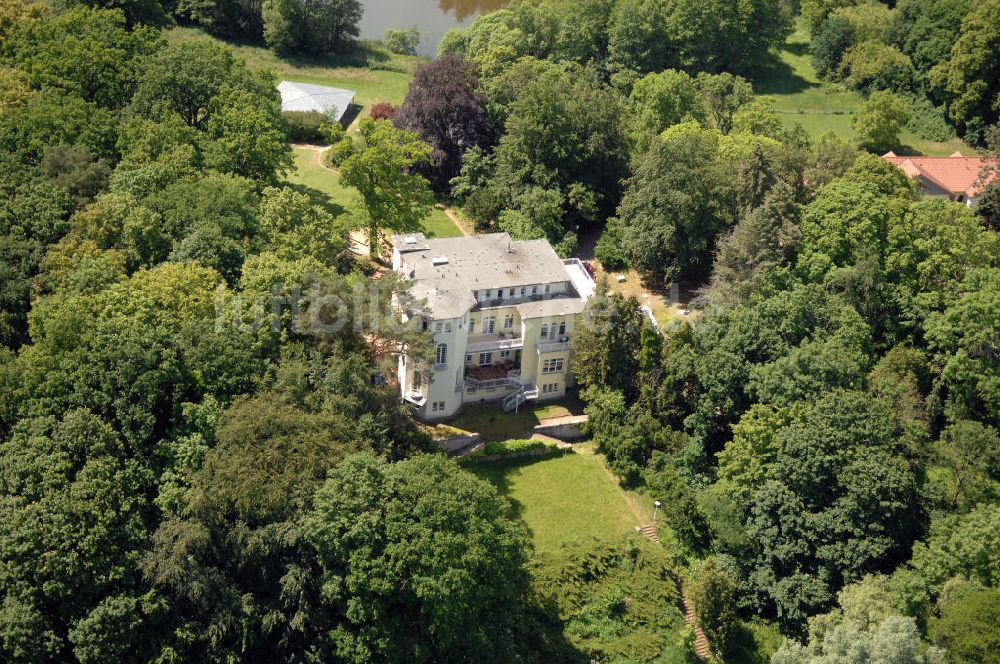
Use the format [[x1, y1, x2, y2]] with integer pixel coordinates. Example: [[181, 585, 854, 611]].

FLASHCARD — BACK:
[[446, 402, 575, 441], [468, 447, 645, 552], [754, 20, 971, 156], [285, 146, 463, 238]]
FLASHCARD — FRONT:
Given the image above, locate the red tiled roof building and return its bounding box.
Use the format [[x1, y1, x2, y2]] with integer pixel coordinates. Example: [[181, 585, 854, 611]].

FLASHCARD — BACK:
[[882, 151, 996, 207]]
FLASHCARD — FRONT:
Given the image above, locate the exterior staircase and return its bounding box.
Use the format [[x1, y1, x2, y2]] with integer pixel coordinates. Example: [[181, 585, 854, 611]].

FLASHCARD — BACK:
[[681, 587, 714, 660], [637, 524, 714, 661], [638, 523, 660, 543], [502, 386, 538, 412]]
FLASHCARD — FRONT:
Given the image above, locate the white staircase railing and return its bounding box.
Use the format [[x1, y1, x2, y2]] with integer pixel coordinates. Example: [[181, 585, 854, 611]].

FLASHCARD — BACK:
[[502, 386, 538, 412]]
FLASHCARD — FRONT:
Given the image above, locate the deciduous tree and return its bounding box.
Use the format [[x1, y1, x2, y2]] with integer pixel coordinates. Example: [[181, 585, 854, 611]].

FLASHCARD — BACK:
[[394, 54, 492, 190], [339, 118, 434, 261]]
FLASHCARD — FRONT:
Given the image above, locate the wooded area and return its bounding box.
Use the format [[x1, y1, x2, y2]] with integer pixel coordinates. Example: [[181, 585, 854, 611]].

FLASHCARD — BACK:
[[0, 0, 998, 661]]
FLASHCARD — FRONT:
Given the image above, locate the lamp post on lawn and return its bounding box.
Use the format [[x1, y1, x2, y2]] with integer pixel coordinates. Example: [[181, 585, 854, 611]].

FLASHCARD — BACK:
[[652, 500, 661, 523]]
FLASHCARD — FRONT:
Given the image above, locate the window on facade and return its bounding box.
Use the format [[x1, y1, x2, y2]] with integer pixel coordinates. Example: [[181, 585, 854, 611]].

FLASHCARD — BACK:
[[435, 343, 447, 365], [540, 324, 548, 339], [465, 353, 472, 364], [413, 372, 422, 388], [542, 358, 564, 374], [498, 289, 504, 301], [544, 284, 551, 294], [509, 288, 515, 296], [484, 317, 495, 334], [558, 322, 566, 336], [500, 350, 510, 359], [520, 287, 526, 296], [542, 382, 559, 394], [479, 352, 492, 366], [431, 400, 446, 412], [504, 315, 514, 329], [532, 285, 538, 295], [485, 289, 491, 298], [469, 318, 476, 333], [421, 319, 428, 331], [444, 322, 452, 332], [434, 322, 443, 332]]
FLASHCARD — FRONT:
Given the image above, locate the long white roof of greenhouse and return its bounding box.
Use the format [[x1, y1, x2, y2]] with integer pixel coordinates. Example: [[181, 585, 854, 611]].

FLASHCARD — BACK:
[[277, 81, 355, 121]]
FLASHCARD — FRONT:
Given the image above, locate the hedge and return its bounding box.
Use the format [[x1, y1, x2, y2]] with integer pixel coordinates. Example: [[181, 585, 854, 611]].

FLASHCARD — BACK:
[[461, 438, 554, 463], [283, 111, 329, 142]]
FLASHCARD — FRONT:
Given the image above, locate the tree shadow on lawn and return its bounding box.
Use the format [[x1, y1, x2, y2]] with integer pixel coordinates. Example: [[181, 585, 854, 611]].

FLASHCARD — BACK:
[[277, 43, 391, 70], [466, 452, 577, 537], [284, 182, 350, 219], [752, 52, 817, 96]]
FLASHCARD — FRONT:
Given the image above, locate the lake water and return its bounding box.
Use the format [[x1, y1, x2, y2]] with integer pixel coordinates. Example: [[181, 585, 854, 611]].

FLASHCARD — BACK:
[[359, 0, 506, 57]]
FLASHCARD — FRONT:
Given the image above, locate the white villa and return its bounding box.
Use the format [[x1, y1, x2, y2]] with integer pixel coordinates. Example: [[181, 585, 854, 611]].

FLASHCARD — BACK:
[[393, 232, 597, 421]]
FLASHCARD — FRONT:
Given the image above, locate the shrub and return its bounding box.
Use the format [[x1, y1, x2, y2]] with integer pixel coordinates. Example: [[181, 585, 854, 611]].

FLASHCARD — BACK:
[[838, 41, 914, 94], [811, 17, 855, 80], [595, 218, 629, 270], [461, 439, 550, 462], [383, 27, 419, 56], [283, 111, 330, 142], [485, 439, 544, 455], [906, 96, 954, 142], [853, 91, 909, 153], [324, 138, 355, 167], [322, 122, 347, 144], [369, 102, 396, 120]]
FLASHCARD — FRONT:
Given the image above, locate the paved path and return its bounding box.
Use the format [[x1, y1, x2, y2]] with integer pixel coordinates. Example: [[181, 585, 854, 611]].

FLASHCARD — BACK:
[[535, 414, 588, 427]]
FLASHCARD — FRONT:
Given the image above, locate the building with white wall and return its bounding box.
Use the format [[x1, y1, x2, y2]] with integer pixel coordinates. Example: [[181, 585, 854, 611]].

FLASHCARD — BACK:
[[393, 232, 596, 420]]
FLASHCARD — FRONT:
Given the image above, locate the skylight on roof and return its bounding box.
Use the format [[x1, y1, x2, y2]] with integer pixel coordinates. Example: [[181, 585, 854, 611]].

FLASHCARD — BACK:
[[431, 256, 449, 266]]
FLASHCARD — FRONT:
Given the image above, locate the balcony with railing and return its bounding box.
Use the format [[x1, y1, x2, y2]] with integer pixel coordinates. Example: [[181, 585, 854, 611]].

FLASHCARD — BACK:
[[466, 332, 524, 353], [536, 336, 571, 353], [403, 390, 426, 406], [459, 366, 522, 392]]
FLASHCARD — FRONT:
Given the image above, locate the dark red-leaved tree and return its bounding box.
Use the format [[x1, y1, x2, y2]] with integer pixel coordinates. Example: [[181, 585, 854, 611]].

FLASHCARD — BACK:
[[393, 54, 493, 191], [369, 102, 396, 120]]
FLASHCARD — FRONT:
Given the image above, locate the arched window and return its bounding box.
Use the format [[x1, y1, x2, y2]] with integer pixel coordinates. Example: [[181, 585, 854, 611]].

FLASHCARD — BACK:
[[435, 343, 447, 365]]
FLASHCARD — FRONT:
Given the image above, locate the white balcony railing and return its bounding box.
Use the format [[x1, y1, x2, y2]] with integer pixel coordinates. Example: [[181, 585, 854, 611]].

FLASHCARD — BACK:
[[463, 369, 522, 392], [466, 334, 524, 353], [536, 339, 570, 353]]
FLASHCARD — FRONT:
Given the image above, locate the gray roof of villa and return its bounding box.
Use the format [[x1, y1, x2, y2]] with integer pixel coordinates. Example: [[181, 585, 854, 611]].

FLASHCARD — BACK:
[[394, 232, 583, 319]]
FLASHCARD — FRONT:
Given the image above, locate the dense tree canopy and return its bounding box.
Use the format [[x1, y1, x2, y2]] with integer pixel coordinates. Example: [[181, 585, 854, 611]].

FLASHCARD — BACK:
[[394, 54, 492, 190], [3, 0, 1000, 660]]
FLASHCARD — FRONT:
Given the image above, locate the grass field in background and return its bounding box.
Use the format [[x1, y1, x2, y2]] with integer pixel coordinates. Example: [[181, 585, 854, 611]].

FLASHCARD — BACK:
[[469, 449, 643, 552], [754, 22, 971, 156], [165, 28, 414, 120]]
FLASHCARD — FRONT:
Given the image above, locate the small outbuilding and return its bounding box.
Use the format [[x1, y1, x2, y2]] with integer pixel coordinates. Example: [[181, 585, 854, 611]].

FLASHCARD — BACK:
[[277, 80, 356, 123]]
